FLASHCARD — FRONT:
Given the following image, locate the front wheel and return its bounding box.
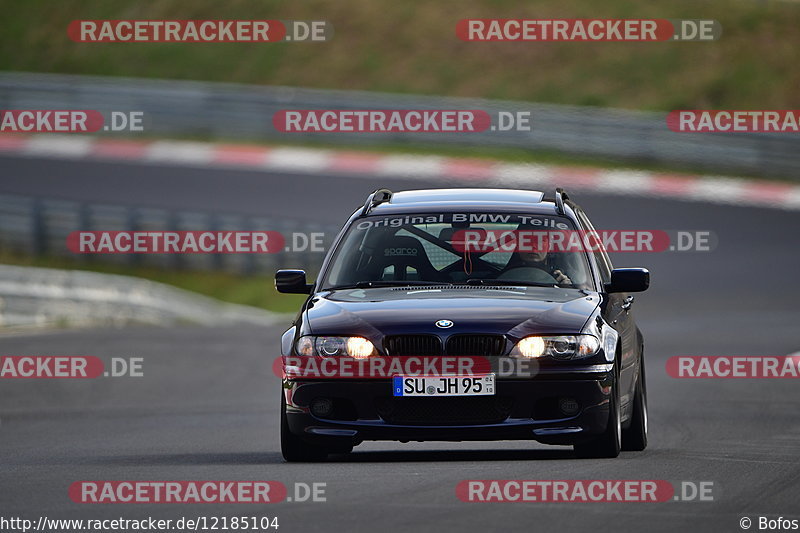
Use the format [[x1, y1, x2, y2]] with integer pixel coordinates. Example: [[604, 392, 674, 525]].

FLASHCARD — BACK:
[[574, 371, 621, 459], [622, 357, 648, 451]]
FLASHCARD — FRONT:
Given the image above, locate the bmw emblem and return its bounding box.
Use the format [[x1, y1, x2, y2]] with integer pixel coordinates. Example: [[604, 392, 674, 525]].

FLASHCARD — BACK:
[[435, 319, 454, 329]]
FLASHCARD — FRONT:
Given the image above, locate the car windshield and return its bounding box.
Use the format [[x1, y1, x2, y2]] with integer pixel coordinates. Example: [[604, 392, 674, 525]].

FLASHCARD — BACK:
[[321, 212, 594, 290]]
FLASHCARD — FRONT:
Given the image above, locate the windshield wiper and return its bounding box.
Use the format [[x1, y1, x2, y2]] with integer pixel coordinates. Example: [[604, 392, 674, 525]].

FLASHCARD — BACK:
[[325, 279, 571, 290], [459, 279, 559, 288], [325, 281, 453, 290]]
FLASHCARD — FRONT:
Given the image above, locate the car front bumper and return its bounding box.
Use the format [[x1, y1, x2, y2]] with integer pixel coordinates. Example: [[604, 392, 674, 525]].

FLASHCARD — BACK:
[[283, 366, 614, 446]]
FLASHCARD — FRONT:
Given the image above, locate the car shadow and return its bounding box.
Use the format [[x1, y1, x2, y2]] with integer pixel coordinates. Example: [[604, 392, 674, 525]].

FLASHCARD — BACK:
[[47, 452, 283, 466], [51, 448, 578, 466], [327, 447, 577, 463]]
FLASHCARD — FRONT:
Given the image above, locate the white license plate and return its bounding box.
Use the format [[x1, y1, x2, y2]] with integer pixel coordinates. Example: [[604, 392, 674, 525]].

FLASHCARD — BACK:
[[392, 374, 495, 397]]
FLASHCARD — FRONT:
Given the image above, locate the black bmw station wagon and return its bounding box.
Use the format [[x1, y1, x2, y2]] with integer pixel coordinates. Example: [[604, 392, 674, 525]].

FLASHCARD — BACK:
[[276, 188, 649, 461]]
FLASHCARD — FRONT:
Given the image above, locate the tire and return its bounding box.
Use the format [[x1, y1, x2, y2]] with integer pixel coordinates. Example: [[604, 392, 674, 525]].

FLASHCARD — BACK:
[[574, 367, 621, 459], [280, 393, 328, 462], [622, 357, 648, 451]]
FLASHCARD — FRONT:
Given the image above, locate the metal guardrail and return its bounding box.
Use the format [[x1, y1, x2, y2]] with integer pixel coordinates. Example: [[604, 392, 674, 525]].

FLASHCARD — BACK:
[[1, 71, 799, 178], [0, 264, 281, 328], [0, 193, 337, 276]]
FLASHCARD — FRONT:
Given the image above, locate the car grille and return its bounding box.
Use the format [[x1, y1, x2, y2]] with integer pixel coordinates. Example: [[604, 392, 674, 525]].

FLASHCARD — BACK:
[[383, 334, 506, 356], [384, 335, 442, 356], [375, 396, 513, 426], [446, 334, 506, 356]]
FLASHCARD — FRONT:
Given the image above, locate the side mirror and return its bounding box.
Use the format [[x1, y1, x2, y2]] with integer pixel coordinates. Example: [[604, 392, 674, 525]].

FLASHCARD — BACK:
[[606, 268, 649, 293], [275, 269, 313, 294]]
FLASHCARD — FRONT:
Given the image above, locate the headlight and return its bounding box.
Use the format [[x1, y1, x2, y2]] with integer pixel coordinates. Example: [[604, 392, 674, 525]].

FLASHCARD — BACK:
[[296, 336, 314, 356], [511, 335, 600, 360], [295, 336, 377, 358], [346, 337, 376, 359], [318, 336, 347, 356], [513, 336, 546, 358]]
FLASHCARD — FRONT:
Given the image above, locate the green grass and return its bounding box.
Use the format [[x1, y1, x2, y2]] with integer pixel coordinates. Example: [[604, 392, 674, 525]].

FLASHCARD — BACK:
[[1, 0, 798, 111], [0, 251, 307, 314]]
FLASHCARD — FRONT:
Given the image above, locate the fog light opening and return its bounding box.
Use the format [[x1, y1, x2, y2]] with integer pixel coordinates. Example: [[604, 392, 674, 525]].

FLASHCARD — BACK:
[[559, 397, 580, 416], [310, 398, 334, 418]]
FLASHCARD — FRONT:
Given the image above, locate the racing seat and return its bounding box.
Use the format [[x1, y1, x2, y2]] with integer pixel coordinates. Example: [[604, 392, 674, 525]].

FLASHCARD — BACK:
[[369, 235, 440, 282]]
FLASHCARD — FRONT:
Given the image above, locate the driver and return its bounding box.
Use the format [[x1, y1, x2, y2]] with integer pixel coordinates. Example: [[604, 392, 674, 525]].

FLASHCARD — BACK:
[[513, 248, 572, 284], [500, 230, 573, 285]]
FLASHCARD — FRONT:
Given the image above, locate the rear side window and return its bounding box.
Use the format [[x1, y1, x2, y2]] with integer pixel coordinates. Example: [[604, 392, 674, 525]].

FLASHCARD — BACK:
[[576, 209, 612, 285]]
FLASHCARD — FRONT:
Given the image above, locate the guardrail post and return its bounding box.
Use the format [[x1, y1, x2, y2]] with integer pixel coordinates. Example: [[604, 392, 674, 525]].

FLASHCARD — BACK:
[[32, 198, 46, 256]]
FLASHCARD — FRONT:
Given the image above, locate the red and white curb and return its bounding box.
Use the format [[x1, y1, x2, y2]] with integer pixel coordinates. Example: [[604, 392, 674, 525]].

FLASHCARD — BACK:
[[2, 133, 799, 210]]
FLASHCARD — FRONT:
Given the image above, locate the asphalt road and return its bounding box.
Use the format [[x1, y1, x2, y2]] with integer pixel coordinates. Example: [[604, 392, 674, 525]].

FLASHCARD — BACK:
[[1, 154, 799, 532]]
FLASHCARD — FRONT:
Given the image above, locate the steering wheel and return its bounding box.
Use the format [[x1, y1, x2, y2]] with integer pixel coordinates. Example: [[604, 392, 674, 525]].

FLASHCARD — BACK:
[[497, 266, 558, 284]]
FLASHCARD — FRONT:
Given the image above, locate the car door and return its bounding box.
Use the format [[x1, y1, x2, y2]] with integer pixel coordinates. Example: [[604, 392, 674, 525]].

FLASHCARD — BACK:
[[575, 208, 638, 418]]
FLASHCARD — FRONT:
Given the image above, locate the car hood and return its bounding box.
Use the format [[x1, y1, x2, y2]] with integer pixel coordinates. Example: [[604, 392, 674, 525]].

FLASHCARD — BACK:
[[303, 286, 599, 340]]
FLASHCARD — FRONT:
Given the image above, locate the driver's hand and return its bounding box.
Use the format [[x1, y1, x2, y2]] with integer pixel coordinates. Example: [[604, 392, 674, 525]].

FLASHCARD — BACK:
[[552, 270, 572, 285]]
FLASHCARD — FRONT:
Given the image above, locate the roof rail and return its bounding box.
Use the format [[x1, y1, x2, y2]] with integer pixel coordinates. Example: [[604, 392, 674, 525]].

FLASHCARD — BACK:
[[554, 188, 570, 214], [360, 188, 393, 216]]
